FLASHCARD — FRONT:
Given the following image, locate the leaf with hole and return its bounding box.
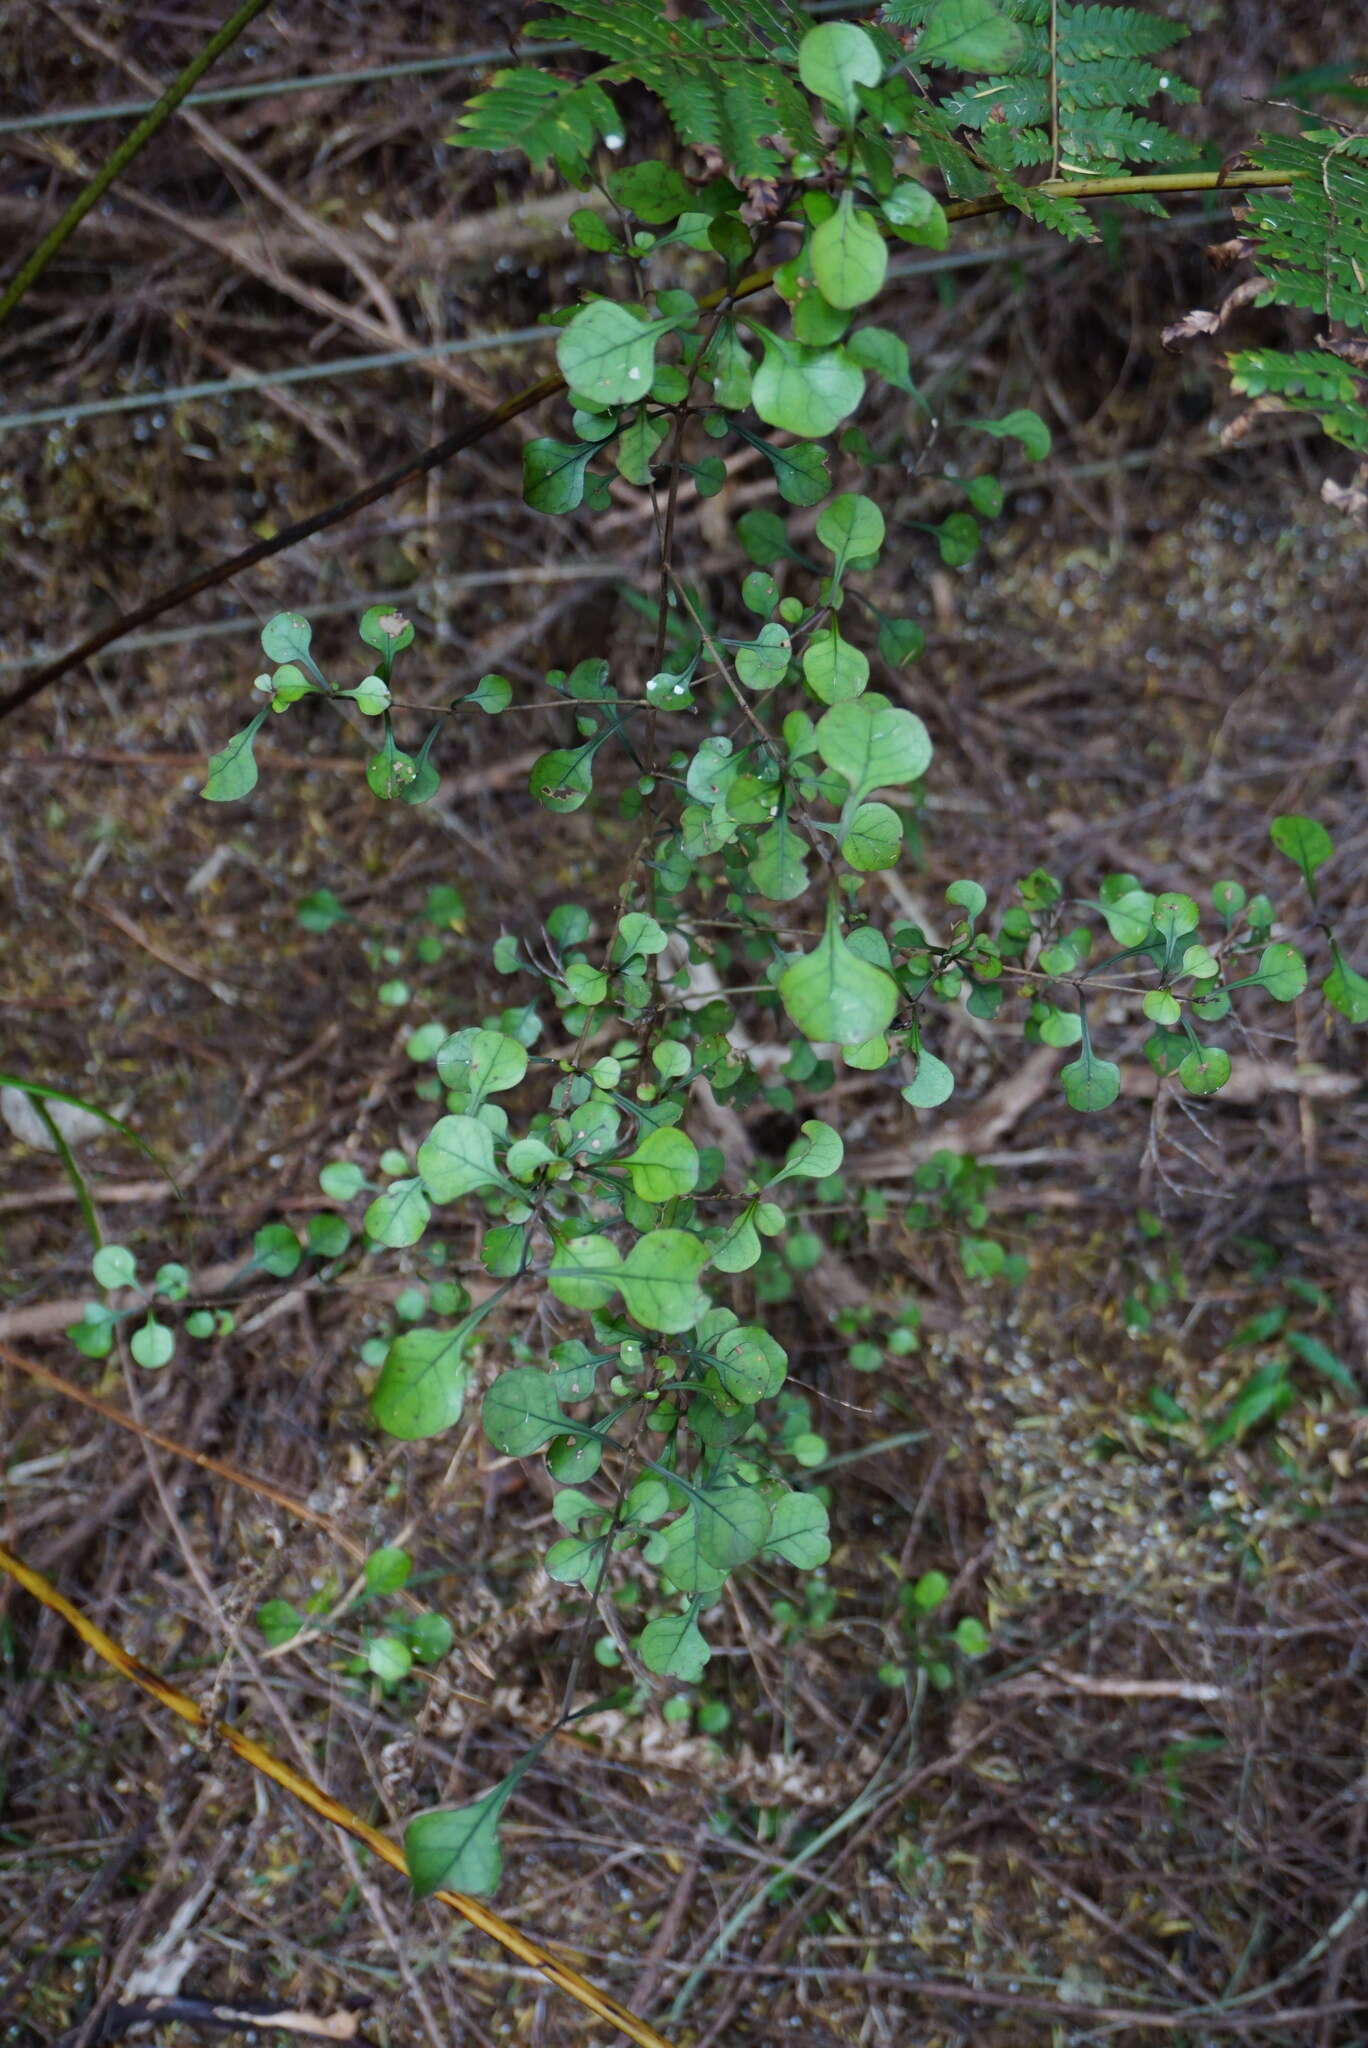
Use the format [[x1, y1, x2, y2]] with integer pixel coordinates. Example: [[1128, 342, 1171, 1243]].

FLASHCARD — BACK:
[[529, 747, 594, 813], [1178, 1044, 1231, 1095]]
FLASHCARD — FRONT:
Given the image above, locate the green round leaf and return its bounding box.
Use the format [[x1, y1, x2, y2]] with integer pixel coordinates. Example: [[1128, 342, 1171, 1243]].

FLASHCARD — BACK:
[[260, 612, 313, 663], [469, 672, 512, 715], [619, 1229, 711, 1334], [764, 1491, 831, 1568], [803, 626, 869, 703], [970, 408, 1052, 461], [1060, 1048, 1122, 1112], [556, 302, 664, 407], [482, 1368, 574, 1455], [202, 715, 266, 803], [750, 327, 864, 440], [841, 800, 902, 871], [92, 1244, 137, 1290], [130, 1317, 174, 1370], [882, 179, 948, 248], [1258, 942, 1307, 1001], [624, 1126, 700, 1204], [638, 1609, 711, 1681], [810, 199, 888, 311], [405, 1783, 514, 1899], [779, 899, 899, 1048], [816, 694, 932, 800], [364, 1177, 431, 1249], [372, 1328, 469, 1440], [1270, 813, 1333, 884], [364, 1546, 413, 1594], [417, 1115, 501, 1202], [797, 20, 882, 121], [902, 1052, 955, 1108], [1179, 1045, 1232, 1096], [736, 622, 792, 690], [252, 1222, 301, 1278], [816, 491, 885, 567]]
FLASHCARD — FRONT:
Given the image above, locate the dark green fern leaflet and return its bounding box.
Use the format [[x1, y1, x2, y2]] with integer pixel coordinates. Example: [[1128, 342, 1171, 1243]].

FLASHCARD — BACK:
[[448, 70, 620, 179], [1218, 128, 1368, 454], [453, 0, 815, 182], [1244, 130, 1368, 331], [887, 0, 1195, 174], [1227, 346, 1368, 453]]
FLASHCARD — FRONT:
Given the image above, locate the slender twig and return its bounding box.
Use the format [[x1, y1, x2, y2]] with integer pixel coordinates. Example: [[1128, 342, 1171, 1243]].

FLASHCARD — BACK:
[[0, 1534, 682, 2048], [0, 0, 275, 328]]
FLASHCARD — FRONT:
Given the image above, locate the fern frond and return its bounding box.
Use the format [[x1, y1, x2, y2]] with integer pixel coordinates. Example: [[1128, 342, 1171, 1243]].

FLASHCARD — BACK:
[[1245, 131, 1368, 332], [527, 2, 686, 63], [1065, 56, 1197, 110], [910, 0, 1192, 190], [998, 174, 1097, 239], [719, 70, 785, 181], [449, 70, 618, 177], [1058, 3, 1185, 60], [1062, 106, 1190, 165], [649, 64, 724, 156], [1228, 346, 1368, 451], [707, 0, 804, 50]]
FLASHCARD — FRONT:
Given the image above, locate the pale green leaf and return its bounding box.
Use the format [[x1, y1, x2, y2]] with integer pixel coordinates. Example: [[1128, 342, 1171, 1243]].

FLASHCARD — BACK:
[[372, 1327, 468, 1440], [779, 901, 899, 1047], [618, 1229, 711, 1333], [810, 197, 888, 310], [417, 1115, 501, 1202]]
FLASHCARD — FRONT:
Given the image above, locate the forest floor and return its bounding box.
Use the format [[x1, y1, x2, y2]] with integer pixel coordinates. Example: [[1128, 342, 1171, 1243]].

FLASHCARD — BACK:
[[1, 3, 1366, 2046]]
